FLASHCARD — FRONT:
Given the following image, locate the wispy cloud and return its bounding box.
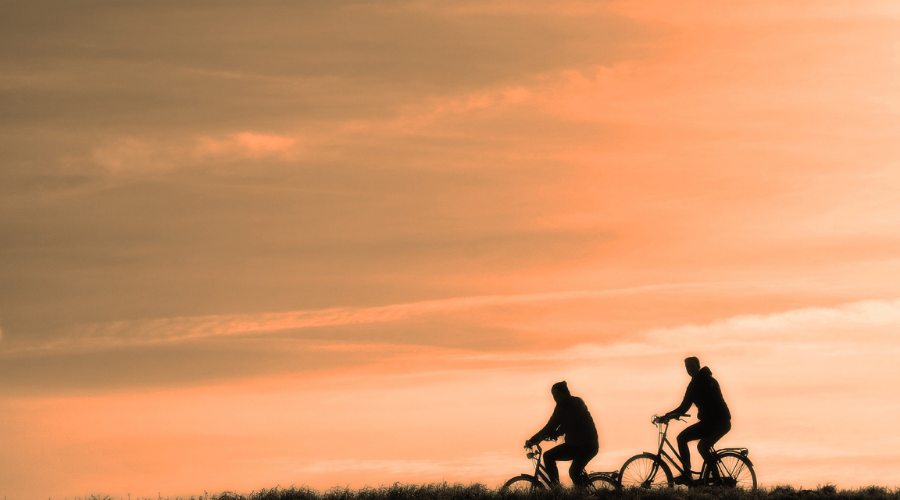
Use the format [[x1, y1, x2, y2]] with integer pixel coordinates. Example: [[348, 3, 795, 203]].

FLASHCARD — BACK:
[[644, 298, 900, 346], [13, 288, 900, 363], [196, 132, 303, 160], [461, 298, 900, 366], [3, 283, 720, 354], [91, 130, 306, 175]]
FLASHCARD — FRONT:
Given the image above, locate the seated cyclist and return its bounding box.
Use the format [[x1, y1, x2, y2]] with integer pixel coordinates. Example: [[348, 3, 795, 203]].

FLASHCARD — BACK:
[[661, 356, 732, 485], [525, 381, 599, 487]]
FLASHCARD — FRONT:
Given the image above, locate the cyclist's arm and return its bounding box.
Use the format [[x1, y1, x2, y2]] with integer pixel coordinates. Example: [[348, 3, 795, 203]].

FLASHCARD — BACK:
[[666, 380, 695, 419], [530, 405, 562, 443]]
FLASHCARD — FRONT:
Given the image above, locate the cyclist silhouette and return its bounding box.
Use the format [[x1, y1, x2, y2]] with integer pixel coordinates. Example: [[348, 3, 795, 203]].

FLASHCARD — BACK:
[[525, 381, 599, 487], [661, 356, 732, 485]]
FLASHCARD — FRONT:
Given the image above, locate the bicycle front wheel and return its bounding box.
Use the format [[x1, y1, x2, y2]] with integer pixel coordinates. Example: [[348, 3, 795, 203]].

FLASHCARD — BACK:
[[620, 453, 673, 489], [500, 474, 543, 493], [587, 472, 620, 491], [702, 452, 757, 490]]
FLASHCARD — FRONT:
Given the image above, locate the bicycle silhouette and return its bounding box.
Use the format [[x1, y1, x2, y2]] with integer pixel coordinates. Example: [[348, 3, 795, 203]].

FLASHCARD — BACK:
[[619, 414, 757, 490], [501, 440, 620, 492]]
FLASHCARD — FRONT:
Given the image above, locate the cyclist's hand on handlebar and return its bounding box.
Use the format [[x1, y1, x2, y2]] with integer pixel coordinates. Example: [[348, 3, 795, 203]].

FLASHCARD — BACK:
[[653, 413, 678, 424], [661, 412, 690, 422]]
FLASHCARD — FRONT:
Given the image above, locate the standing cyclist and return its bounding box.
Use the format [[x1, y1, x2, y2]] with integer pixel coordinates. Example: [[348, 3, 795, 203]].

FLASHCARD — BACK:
[[661, 356, 732, 485], [525, 381, 599, 487]]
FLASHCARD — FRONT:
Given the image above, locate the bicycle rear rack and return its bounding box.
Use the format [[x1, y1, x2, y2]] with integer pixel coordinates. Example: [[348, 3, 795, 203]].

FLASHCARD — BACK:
[[718, 447, 749, 456]]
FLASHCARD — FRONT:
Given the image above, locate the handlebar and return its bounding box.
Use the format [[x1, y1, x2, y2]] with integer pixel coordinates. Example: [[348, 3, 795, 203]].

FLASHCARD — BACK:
[[652, 413, 691, 424], [525, 442, 542, 459], [523, 436, 559, 458]]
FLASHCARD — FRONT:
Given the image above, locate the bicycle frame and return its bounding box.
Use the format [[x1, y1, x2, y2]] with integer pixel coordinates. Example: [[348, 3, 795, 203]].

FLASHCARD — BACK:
[[517, 442, 619, 490], [649, 416, 739, 482], [524, 444, 555, 486], [651, 418, 692, 477], [619, 414, 756, 490]]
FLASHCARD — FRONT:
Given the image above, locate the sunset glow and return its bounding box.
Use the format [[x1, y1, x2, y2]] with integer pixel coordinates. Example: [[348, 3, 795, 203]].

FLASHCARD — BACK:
[[2, 1, 900, 498]]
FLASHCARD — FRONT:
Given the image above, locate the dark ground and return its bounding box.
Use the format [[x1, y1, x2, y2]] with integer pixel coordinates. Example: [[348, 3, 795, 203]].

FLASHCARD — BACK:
[[89, 483, 898, 500]]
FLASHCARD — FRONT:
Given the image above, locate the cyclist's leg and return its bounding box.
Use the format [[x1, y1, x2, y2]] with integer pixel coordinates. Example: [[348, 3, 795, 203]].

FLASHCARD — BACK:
[[698, 419, 731, 479], [676, 422, 706, 475], [543, 443, 576, 484], [569, 444, 599, 486]]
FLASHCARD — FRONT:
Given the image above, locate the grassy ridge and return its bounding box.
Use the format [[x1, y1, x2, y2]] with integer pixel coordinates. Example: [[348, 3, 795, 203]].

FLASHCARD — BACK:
[[74, 485, 900, 500], [198, 484, 898, 500]]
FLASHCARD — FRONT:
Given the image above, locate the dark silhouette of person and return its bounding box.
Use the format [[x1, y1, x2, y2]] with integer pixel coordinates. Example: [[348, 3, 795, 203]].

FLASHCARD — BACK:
[[525, 381, 599, 487], [661, 356, 731, 485]]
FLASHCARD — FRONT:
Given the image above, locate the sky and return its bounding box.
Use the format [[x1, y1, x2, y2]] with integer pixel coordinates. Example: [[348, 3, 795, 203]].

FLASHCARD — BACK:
[[2, 0, 900, 498]]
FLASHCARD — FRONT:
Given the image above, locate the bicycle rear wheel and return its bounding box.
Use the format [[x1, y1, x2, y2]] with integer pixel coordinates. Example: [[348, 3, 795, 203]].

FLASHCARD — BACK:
[[620, 453, 673, 489], [500, 474, 543, 493], [587, 472, 620, 491], [702, 452, 757, 490]]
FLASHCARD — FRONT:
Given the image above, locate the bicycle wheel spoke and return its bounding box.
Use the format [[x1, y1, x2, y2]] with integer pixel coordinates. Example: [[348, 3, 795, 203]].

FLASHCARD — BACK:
[[711, 454, 756, 490], [621, 455, 672, 488]]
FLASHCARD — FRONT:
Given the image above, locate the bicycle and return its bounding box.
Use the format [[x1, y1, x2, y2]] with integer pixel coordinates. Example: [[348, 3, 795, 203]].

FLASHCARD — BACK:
[[501, 441, 620, 492], [619, 414, 757, 490]]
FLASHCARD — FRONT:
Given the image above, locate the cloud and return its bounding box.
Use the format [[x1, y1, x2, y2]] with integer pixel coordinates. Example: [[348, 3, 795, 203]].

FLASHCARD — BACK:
[[457, 298, 900, 369], [89, 130, 304, 175], [3, 283, 716, 355], [196, 132, 302, 159], [0, 1, 641, 129], [12, 289, 900, 360], [644, 298, 900, 347]]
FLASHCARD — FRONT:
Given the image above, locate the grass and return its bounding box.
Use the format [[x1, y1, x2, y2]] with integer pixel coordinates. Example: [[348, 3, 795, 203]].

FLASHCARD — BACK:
[[82, 484, 897, 500]]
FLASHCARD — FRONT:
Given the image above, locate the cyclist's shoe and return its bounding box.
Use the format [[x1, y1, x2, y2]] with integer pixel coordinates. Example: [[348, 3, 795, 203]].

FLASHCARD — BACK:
[[575, 471, 590, 488], [673, 474, 694, 486]]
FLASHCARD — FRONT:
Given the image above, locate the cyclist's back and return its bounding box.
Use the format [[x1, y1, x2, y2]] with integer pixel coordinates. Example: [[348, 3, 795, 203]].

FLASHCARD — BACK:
[[527, 381, 599, 486], [543, 393, 598, 445], [676, 366, 730, 421]]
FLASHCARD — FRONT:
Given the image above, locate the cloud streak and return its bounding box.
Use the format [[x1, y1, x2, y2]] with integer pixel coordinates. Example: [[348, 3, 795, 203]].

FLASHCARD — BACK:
[[5, 283, 719, 354], [461, 297, 900, 367], [12, 289, 900, 366], [645, 298, 900, 345]]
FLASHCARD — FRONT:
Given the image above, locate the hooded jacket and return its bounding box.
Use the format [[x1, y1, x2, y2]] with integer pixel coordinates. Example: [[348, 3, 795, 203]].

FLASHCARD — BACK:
[[531, 395, 599, 448], [671, 366, 731, 422]]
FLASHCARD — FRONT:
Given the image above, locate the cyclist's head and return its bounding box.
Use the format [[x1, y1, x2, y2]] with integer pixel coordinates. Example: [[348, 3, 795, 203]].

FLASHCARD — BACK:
[[684, 356, 701, 376], [551, 381, 570, 402]]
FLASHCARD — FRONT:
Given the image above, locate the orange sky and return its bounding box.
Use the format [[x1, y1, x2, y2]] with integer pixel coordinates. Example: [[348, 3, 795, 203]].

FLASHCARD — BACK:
[[2, 1, 900, 498]]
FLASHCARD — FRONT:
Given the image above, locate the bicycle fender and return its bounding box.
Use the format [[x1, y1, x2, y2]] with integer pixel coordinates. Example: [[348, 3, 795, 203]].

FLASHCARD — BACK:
[[717, 450, 754, 466], [590, 470, 620, 481]]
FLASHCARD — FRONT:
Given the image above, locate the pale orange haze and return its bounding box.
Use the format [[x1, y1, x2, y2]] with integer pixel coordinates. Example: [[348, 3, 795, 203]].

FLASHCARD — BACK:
[[2, 1, 900, 498]]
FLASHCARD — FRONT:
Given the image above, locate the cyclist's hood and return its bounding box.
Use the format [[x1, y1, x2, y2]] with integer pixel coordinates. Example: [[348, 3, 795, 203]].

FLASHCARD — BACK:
[[551, 381, 570, 402], [696, 366, 713, 378]]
